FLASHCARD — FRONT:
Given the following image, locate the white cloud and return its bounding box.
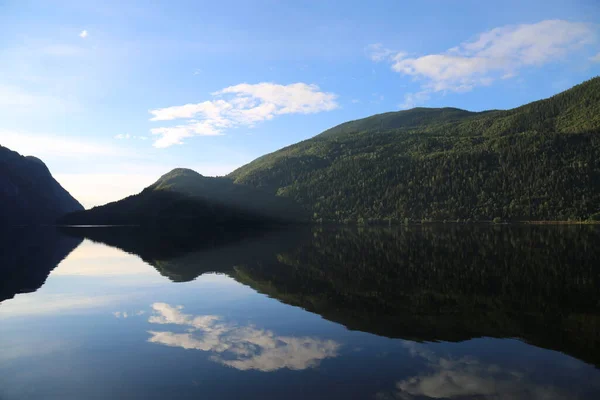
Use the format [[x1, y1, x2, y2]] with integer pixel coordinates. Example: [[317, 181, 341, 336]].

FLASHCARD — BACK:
[[369, 20, 597, 107], [147, 303, 340, 371], [150, 122, 223, 148], [79, 30, 88, 39], [148, 82, 339, 148], [591, 52, 600, 63]]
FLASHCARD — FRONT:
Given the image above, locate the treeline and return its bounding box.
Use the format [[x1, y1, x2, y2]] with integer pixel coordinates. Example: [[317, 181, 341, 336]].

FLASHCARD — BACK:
[[230, 77, 600, 222]]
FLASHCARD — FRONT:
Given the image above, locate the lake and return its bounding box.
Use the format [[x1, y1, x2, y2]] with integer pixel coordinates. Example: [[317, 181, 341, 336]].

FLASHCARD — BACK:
[[1, 225, 599, 399]]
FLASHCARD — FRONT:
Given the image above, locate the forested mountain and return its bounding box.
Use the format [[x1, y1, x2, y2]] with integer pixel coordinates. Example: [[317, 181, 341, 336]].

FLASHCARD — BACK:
[[230, 78, 600, 222], [59, 168, 306, 226], [0, 146, 83, 225]]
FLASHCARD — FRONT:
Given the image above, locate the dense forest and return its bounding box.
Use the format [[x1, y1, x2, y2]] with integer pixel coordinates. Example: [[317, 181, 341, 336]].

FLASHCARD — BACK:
[[230, 78, 600, 222]]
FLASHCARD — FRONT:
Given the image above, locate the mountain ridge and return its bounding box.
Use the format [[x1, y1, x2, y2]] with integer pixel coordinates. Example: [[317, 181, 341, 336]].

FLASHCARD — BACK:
[[229, 77, 600, 222]]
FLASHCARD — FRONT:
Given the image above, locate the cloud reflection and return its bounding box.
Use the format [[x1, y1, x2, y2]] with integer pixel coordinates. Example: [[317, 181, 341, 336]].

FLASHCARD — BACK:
[[113, 310, 145, 318], [378, 342, 575, 400], [147, 302, 340, 371]]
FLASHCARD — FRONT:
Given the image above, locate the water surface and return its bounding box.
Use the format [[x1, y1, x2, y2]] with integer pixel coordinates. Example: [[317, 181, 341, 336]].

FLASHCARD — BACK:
[[1, 225, 599, 399]]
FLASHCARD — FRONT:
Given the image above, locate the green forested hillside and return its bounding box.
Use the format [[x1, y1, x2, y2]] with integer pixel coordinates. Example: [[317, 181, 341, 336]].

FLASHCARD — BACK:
[[230, 78, 600, 222]]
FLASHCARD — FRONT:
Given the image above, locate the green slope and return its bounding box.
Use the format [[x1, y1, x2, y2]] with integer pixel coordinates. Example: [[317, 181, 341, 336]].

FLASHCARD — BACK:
[[230, 77, 600, 222]]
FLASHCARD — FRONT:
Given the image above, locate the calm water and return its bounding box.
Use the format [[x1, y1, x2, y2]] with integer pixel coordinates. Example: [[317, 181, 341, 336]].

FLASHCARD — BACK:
[[1, 225, 600, 399]]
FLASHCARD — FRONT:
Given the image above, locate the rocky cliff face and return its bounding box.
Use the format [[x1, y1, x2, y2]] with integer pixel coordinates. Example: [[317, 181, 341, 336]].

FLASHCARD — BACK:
[[0, 145, 83, 225]]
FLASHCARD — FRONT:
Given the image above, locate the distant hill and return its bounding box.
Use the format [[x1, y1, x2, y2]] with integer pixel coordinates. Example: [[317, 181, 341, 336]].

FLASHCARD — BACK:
[[0, 146, 83, 225], [59, 168, 306, 226], [230, 77, 600, 222]]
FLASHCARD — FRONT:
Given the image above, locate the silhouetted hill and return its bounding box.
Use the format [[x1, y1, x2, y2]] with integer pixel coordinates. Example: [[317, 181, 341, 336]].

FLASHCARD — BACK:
[[59, 168, 306, 226], [0, 146, 83, 225], [230, 77, 600, 222]]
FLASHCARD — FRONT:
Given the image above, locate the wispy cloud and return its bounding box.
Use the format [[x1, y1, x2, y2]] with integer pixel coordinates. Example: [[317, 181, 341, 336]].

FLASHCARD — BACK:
[[591, 52, 600, 63], [399, 91, 431, 109], [147, 303, 340, 371], [368, 20, 597, 108], [365, 43, 395, 62], [79, 30, 88, 39], [114, 310, 145, 318], [114, 133, 148, 140], [1, 131, 127, 159], [148, 82, 339, 148]]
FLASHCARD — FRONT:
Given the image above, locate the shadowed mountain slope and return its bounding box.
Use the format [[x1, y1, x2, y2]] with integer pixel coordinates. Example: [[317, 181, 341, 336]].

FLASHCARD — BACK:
[[0, 145, 83, 225], [60, 168, 306, 226]]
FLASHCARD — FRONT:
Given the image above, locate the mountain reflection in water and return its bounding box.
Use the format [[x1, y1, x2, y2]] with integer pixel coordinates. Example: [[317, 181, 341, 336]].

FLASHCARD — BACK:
[[63, 225, 600, 368], [1, 225, 599, 399]]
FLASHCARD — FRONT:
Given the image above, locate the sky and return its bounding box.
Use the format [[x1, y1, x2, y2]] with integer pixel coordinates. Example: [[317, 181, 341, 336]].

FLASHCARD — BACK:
[[1, 0, 599, 208]]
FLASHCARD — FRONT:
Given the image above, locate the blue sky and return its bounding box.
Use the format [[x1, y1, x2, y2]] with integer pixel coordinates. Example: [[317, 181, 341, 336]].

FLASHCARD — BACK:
[[1, 0, 599, 207]]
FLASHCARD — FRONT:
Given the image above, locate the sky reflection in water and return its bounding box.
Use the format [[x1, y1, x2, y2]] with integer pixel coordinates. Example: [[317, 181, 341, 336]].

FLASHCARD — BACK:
[[0, 226, 599, 400]]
